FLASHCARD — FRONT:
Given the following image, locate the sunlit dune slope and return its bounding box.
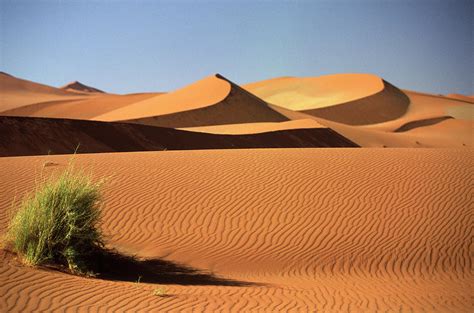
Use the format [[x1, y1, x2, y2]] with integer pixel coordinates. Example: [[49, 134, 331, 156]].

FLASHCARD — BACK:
[[0, 72, 88, 112], [1, 149, 471, 312], [96, 74, 289, 128], [446, 93, 474, 103], [243, 73, 384, 110], [0, 116, 357, 156], [180, 119, 325, 135], [244, 73, 410, 125]]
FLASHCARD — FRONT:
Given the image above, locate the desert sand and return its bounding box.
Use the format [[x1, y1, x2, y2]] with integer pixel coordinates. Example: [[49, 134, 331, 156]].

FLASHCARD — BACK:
[[0, 71, 472, 312], [0, 72, 89, 112], [0, 149, 472, 312]]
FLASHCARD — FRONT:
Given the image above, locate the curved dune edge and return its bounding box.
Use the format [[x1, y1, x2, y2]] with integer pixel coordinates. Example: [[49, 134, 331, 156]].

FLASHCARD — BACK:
[[243, 73, 385, 110], [303, 80, 410, 125], [95, 75, 231, 121], [119, 74, 289, 128], [359, 90, 474, 132], [179, 119, 325, 135], [1, 149, 472, 312], [1, 93, 161, 120]]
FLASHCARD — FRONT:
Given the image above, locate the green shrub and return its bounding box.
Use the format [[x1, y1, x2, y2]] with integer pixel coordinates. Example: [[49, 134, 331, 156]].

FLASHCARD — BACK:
[[4, 165, 104, 275]]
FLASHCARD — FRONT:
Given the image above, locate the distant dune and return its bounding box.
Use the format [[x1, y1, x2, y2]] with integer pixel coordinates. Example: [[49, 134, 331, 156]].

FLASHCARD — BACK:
[[0, 148, 471, 312], [60, 81, 105, 93], [0, 116, 357, 156], [0, 72, 471, 149], [446, 93, 474, 103], [1, 93, 161, 120], [0, 72, 87, 112]]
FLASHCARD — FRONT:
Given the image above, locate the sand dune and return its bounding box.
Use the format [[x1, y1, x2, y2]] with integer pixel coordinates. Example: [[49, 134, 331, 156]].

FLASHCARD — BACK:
[[60, 81, 105, 93], [0, 72, 88, 112], [309, 116, 472, 148], [1, 93, 160, 120], [0, 116, 357, 156], [243, 73, 385, 110], [446, 93, 474, 103], [180, 119, 325, 135], [96, 74, 289, 128], [1, 149, 471, 312], [244, 73, 410, 125]]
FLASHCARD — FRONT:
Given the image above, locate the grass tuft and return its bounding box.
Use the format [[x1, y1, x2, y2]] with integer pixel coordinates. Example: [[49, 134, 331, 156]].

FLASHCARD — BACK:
[[152, 287, 168, 297], [3, 164, 104, 276]]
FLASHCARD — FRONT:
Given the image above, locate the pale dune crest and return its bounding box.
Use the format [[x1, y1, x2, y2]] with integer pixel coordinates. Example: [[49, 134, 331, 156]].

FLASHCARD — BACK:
[[245, 73, 410, 125], [243, 73, 384, 110]]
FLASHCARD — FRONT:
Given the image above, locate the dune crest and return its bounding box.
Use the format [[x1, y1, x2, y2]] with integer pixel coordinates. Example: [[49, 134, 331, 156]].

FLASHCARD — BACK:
[[98, 74, 290, 128], [95, 74, 231, 121], [60, 81, 105, 93]]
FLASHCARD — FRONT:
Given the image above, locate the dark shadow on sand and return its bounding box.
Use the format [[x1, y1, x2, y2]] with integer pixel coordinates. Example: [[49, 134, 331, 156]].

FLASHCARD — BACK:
[[89, 249, 256, 287]]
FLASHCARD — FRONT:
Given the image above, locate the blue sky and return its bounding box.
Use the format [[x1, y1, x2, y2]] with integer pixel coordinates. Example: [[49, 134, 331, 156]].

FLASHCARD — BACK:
[[1, 0, 472, 94]]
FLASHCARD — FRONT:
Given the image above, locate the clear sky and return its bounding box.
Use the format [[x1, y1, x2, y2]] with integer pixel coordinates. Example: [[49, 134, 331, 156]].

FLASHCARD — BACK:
[[1, 0, 472, 95]]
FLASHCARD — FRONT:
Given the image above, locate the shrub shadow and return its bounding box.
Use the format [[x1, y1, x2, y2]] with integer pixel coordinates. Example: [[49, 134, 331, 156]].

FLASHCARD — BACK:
[[89, 249, 257, 287]]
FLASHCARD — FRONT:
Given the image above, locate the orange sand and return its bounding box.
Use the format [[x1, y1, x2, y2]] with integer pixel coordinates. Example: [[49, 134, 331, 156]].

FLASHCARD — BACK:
[[95, 75, 231, 121], [0, 149, 472, 312]]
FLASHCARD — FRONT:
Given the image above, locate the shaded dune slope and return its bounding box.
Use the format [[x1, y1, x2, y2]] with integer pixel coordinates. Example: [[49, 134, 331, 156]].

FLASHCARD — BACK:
[[303, 80, 410, 125], [0, 149, 471, 312], [0, 116, 357, 156], [100, 74, 289, 128]]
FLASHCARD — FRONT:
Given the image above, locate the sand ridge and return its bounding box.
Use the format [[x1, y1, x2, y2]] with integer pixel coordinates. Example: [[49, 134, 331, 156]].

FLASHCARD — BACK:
[[0, 148, 472, 312]]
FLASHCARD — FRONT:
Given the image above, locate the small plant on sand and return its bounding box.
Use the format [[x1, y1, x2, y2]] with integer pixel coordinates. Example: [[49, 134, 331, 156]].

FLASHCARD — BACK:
[[152, 286, 168, 297], [3, 164, 104, 276], [135, 275, 142, 288]]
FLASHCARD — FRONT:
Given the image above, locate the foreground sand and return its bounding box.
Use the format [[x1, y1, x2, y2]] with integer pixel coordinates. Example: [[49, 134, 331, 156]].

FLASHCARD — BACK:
[[1, 148, 472, 312]]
